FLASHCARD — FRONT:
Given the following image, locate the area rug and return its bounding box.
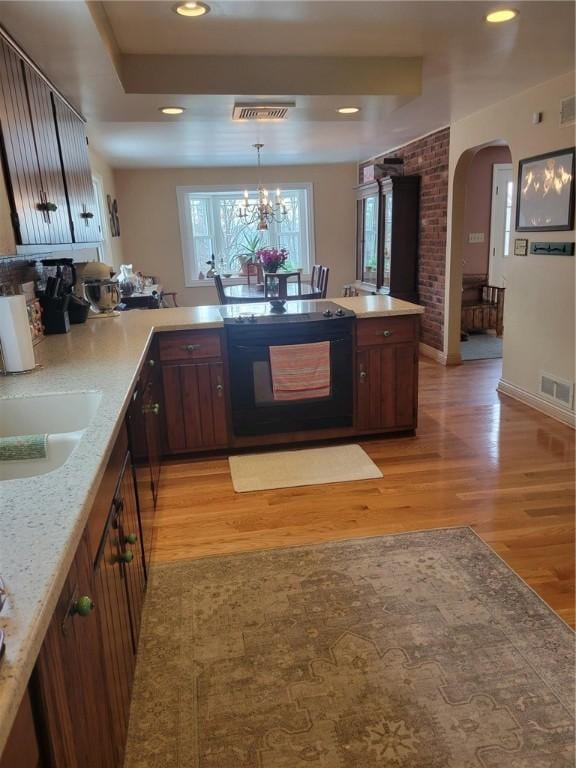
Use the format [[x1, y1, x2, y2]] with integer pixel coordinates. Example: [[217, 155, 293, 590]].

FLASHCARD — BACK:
[[124, 527, 574, 768], [461, 332, 503, 361], [228, 444, 382, 492]]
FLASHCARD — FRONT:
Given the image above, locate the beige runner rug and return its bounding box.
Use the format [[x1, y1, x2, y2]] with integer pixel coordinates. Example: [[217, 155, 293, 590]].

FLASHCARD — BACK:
[[228, 443, 382, 492]]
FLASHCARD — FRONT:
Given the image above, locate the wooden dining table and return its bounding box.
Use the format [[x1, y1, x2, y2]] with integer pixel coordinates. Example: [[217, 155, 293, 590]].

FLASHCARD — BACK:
[[223, 281, 320, 302]]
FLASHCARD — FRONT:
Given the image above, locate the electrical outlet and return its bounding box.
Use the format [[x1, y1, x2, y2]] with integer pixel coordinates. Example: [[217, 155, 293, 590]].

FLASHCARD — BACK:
[[468, 232, 485, 244]]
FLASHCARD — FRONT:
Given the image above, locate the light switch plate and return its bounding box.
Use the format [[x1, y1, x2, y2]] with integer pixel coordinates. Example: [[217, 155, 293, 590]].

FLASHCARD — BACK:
[[468, 232, 485, 244]]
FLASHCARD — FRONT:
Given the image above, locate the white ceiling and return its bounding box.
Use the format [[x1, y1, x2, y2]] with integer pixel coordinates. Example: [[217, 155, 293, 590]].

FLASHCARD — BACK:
[[0, 1, 573, 168]]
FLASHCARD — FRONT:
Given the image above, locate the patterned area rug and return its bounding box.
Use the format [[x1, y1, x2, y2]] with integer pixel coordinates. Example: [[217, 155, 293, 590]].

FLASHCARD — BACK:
[[124, 528, 574, 768]]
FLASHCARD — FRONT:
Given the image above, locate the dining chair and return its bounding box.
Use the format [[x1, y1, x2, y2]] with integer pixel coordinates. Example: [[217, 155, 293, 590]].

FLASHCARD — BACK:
[[311, 265, 320, 290], [213, 275, 229, 304], [318, 266, 330, 298]]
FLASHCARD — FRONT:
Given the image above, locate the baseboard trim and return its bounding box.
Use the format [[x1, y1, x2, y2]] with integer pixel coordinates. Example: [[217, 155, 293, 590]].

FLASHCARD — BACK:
[[419, 342, 461, 366], [497, 378, 576, 428]]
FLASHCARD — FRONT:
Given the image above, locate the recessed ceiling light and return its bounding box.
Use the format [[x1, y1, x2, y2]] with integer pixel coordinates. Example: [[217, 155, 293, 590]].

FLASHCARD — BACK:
[[159, 106, 186, 115], [173, 1, 210, 17], [485, 8, 518, 23], [337, 106, 360, 115]]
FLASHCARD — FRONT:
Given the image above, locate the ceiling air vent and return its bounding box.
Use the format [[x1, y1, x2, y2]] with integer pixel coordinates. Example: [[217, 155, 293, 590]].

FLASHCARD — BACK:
[[232, 102, 295, 121], [560, 95, 575, 126], [540, 372, 574, 407]]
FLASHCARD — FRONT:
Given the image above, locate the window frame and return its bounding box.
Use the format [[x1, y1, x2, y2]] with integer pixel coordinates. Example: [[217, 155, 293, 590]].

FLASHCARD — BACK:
[[177, 183, 315, 287]]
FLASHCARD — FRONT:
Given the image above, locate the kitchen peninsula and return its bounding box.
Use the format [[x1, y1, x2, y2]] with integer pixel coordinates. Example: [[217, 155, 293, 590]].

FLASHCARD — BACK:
[[0, 295, 423, 765]]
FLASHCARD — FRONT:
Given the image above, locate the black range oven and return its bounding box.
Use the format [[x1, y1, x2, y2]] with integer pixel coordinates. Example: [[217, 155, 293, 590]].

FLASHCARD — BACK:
[[223, 301, 355, 437]]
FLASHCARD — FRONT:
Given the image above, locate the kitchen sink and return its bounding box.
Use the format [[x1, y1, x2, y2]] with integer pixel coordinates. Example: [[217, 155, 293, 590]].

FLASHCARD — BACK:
[[0, 391, 102, 481]]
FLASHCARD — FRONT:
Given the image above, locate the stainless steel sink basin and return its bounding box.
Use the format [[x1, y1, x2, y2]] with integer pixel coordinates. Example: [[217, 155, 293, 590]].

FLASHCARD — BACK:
[[0, 391, 101, 481]]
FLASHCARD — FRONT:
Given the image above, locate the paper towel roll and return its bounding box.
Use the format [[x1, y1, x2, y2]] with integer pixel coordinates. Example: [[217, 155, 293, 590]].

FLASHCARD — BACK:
[[0, 295, 36, 373]]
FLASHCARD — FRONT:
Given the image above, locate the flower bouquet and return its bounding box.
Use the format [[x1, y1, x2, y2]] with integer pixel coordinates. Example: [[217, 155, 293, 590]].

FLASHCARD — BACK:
[[257, 247, 288, 273]]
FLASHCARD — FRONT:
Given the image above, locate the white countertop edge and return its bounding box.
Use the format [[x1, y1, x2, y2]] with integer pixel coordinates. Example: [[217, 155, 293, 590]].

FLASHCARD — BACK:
[[0, 295, 423, 751]]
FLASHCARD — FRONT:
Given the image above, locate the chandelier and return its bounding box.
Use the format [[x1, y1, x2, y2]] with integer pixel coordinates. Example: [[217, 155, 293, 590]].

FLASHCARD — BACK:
[[237, 144, 290, 230]]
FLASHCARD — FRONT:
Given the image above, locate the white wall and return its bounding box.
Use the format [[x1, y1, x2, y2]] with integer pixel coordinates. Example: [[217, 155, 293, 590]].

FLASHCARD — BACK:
[[446, 72, 575, 420], [89, 147, 124, 270], [114, 163, 357, 306]]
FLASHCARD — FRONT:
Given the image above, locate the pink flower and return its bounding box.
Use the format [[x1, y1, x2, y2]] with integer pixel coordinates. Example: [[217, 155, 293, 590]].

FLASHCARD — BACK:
[[257, 247, 288, 271]]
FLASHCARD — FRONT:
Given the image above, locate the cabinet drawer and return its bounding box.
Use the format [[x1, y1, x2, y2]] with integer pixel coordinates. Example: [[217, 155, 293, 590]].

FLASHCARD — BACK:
[[356, 316, 417, 347], [158, 330, 222, 362]]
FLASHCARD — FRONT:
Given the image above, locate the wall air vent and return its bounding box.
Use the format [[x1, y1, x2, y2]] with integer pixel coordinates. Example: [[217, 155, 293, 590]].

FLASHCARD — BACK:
[[560, 95, 575, 126], [540, 372, 574, 407], [232, 102, 295, 121]]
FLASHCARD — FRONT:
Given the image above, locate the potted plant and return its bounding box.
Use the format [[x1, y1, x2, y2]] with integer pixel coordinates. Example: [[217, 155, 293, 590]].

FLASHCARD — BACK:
[[233, 234, 263, 275]]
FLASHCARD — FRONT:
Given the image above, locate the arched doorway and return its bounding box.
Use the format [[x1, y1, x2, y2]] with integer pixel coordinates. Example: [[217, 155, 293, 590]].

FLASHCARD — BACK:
[[445, 140, 512, 365]]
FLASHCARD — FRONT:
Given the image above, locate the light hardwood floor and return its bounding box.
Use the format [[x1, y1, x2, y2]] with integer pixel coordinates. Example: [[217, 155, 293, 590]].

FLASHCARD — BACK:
[[153, 358, 575, 626]]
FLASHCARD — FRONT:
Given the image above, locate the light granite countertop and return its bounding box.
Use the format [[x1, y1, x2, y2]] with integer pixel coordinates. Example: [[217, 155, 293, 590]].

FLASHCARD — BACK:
[[0, 295, 423, 752]]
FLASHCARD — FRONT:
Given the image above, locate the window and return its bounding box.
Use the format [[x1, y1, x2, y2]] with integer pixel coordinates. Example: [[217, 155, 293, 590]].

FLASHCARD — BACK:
[[177, 185, 314, 285]]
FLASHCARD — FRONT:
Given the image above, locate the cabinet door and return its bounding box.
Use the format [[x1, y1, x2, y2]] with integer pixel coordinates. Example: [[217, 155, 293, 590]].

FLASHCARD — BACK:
[[162, 362, 228, 453], [19, 63, 71, 244], [127, 381, 155, 577], [93, 506, 136, 767], [117, 453, 146, 647], [0, 690, 41, 768], [34, 533, 115, 768], [356, 344, 417, 431], [52, 95, 100, 243], [182, 362, 228, 449], [0, 39, 45, 245], [161, 363, 187, 453], [144, 364, 163, 501]]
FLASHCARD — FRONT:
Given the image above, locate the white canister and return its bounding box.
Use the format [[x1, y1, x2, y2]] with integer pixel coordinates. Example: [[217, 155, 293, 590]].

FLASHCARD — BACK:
[[0, 295, 36, 373]]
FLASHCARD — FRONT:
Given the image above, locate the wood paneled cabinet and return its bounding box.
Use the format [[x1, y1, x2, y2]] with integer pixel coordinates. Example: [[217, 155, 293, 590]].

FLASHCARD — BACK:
[[355, 175, 420, 302], [2, 425, 147, 768], [355, 316, 419, 432], [52, 95, 99, 243], [159, 330, 229, 453], [0, 34, 99, 246], [127, 341, 162, 572]]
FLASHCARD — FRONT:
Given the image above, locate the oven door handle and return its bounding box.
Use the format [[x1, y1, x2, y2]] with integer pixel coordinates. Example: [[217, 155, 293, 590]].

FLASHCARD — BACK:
[[233, 338, 350, 352]]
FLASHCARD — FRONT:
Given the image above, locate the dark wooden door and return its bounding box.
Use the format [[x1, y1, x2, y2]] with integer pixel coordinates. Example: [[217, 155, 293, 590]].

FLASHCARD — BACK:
[[0, 39, 47, 245], [356, 344, 417, 431], [162, 362, 228, 452], [93, 503, 135, 767], [52, 94, 100, 242], [116, 453, 146, 648], [33, 533, 116, 768], [146, 365, 163, 501], [0, 689, 42, 768], [182, 362, 228, 449], [127, 379, 155, 578], [23, 64, 71, 244]]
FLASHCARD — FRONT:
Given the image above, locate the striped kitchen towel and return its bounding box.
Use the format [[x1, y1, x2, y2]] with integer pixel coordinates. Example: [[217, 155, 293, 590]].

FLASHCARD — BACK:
[[269, 341, 331, 401]]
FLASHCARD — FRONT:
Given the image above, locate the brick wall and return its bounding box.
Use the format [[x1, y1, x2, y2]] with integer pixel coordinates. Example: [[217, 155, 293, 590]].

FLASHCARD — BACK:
[[364, 127, 450, 350]]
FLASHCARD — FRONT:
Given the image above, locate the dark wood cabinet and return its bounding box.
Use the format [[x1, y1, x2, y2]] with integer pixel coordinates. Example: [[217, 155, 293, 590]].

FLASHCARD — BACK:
[[23, 64, 71, 244], [115, 453, 146, 649], [2, 426, 148, 768], [355, 316, 419, 432], [0, 31, 101, 247], [52, 95, 100, 243], [160, 330, 229, 454], [163, 361, 228, 452], [356, 176, 420, 302], [0, 37, 69, 246], [127, 341, 162, 572], [33, 532, 116, 768], [0, 690, 41, 768], [93, 501, 135, 767]]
